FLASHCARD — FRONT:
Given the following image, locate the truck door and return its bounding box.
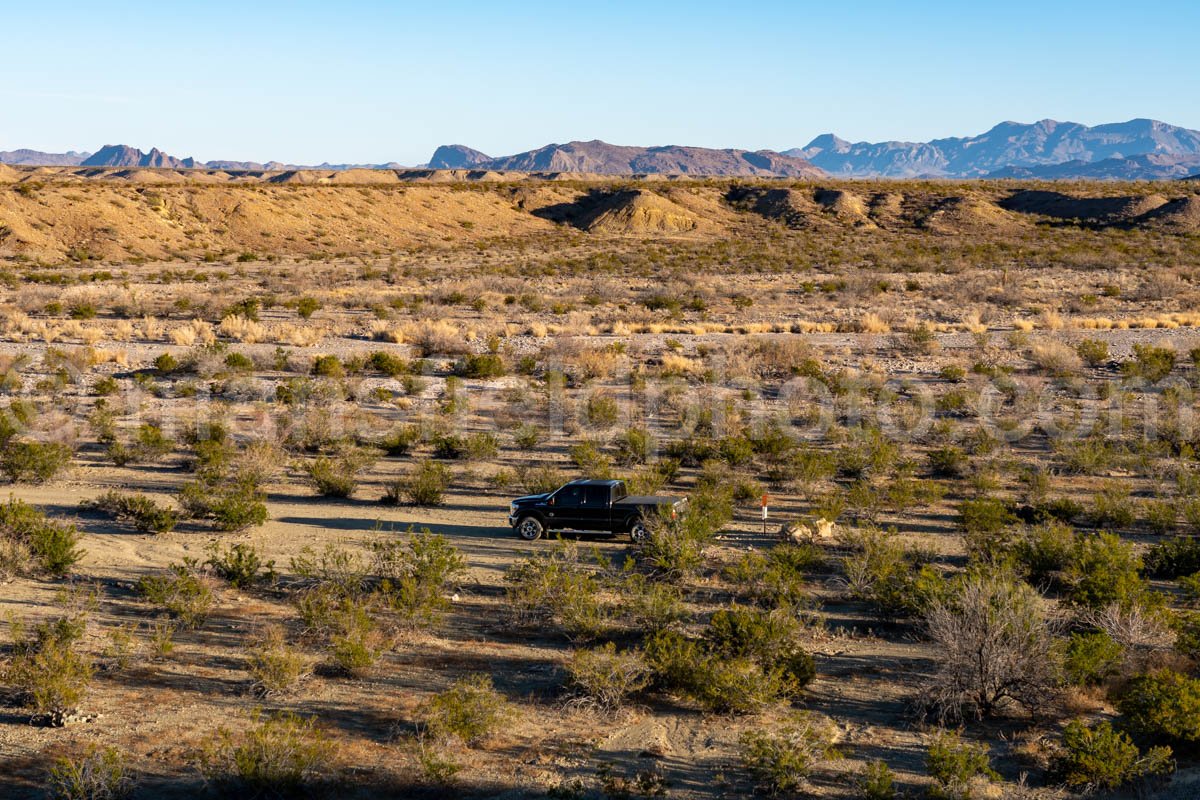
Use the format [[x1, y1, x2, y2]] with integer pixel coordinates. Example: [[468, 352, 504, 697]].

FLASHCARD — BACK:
[[577, 484, 613, 531], [547, 483, 586, 530]]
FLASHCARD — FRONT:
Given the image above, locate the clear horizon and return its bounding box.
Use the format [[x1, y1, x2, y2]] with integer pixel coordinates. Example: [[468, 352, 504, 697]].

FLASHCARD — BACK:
[[5, 0, 1199, 164]]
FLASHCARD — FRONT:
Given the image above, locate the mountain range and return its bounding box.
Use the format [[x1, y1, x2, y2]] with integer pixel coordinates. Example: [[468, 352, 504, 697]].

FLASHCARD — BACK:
[[5, 119, 1200, 180], [792, 119, 1200, 179]]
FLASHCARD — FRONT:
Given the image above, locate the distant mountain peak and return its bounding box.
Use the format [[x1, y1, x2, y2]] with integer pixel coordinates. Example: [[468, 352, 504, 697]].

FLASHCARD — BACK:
[[82, 144, 196, 169], [428, 144, 491, 169]]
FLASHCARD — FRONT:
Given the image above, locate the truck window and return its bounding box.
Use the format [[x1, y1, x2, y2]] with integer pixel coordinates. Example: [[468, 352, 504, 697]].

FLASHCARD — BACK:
[[556, 485, 583, 506], [612, 482, 627, 501], [581, 486, 609, 508]]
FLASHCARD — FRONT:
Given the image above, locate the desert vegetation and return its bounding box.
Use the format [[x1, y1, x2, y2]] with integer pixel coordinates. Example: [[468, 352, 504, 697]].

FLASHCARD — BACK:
[[2, 170, 1200, 798]]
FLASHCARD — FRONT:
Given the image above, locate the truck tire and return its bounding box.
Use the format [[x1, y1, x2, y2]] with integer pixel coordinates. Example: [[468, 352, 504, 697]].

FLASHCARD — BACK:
[[516, 516, 545, 541], [629, 518, 651, 543]]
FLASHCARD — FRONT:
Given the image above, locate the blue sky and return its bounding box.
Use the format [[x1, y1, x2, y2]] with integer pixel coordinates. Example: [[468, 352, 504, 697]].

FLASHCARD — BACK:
[[4, 1, 1198, 164]]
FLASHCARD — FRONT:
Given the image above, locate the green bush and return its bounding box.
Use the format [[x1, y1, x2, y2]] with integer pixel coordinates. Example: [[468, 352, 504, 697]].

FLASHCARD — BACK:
[[566, 642, 649, 713], [374, 531, 465, 627], [84, 490, 179, 534], [842, 527, 945, 616], [377, 424, 420, 456], [199, 711, 332, 797], [958, 497, 1017, 536], [48, 746, 134, 800], [295, 296, 321, 319], [1064, 531, 1148, 609], [0, 440, 72, 483], [927, 446, 968, 478], [206, 542, 275, 588], [384, 459, 451, 506], [301, 448, 376, 498], [585, 393, 620, 428], [616, 426, 652, 465], [454, 353, 505, 379], [366, 350, 408, 376], [246, 625, 310, 697], [1145, 536, 1200, 579], [1118, 670, 1200, 745], [1122, 343, 1176, 383], [0, 498, 83, 577], [1055, 720, 1173, 791], [620, 574, 686, 632], [739, 713, 838, 795], [136, 562, 214, 628], [1013, 521, 1074, 588], [505, 542, 607, 640], [327, 597, 384, 675], [310, 354, 344, 378], [1063, 631, 1124, 686], [1, 616, 93, 716], [855, 760, 897, 800], [925, 731, 999, 800], [178, 478, 269, 532], [418, 673, 510, 746], [1076, 339, 1110, 367]]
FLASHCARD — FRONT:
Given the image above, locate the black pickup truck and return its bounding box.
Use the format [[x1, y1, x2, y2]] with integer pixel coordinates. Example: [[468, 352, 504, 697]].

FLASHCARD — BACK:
[[508, 479, 687, 542]]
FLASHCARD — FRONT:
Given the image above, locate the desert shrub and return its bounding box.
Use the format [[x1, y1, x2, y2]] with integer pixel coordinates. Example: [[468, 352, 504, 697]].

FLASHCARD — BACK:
[[512, 423, 541, 451], [1064, 531, 1147, 609], [504, 542, 607, 640], [384, 459, 451, 506], [365, 350, 407, 376], [206, 542, 275, 588], [616, 426, 652, 465], [327, 597, 385, 675], [706, 607, 816, 692], [310, 354, 344, 378], [856, 760, 897, 800], [136, 562, 214, 628], [48, 746, 135, 800], [199, 711, 332, 798], [1144, 536, 1200, 579], [454, 353, 505, 379], [373, 531, 465, 626], [958, 497, 1017, 536], [723, 546, 814, 610], [0, 498, 83, 577], [1054, 720, 1173, 791], [566, 642, 649, 713], [462, 431, 499, 461], [585, 393, 620, 428], [927, 446, 968, 478], [738, 712, 838, 796], [1117, 669, 1200, 746], [620, 574, 686, 632], [246, 625, 310, 697], [1063, 631, 1125, 686], [295, 296, 321, 319], [1029, 339, 1082, 376], [1076, 338, 1110, 367], [2, 616, 93, 716], [377, 424, 420, 456], [841, 527, 945, 616], [178, 478, 268, 531], [83, 490, 179, 534], [923, 575, 1059, 720], [1, 439, 72, 483], [301, 448, 376, 498], [1122, 343, 1176, 383], [1013, 521, 1074, 588], [417, 673, 510, 745], [925, 731, 999, 800], [568, 439, 613, 478], [1090, 481, 1136, 528], [638, 487, 731, 580]]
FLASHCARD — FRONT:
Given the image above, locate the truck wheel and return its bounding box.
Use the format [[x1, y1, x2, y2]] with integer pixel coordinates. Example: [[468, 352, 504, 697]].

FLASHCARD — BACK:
[[629, 519, 651, 543], [516, 516, 544, 541]]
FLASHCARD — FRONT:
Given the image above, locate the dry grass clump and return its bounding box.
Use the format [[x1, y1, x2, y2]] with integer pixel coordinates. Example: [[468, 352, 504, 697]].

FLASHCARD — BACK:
[[218, 315, 268, 344], [1028, 339, 1083, 376], [171, 319, 216, 347]]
